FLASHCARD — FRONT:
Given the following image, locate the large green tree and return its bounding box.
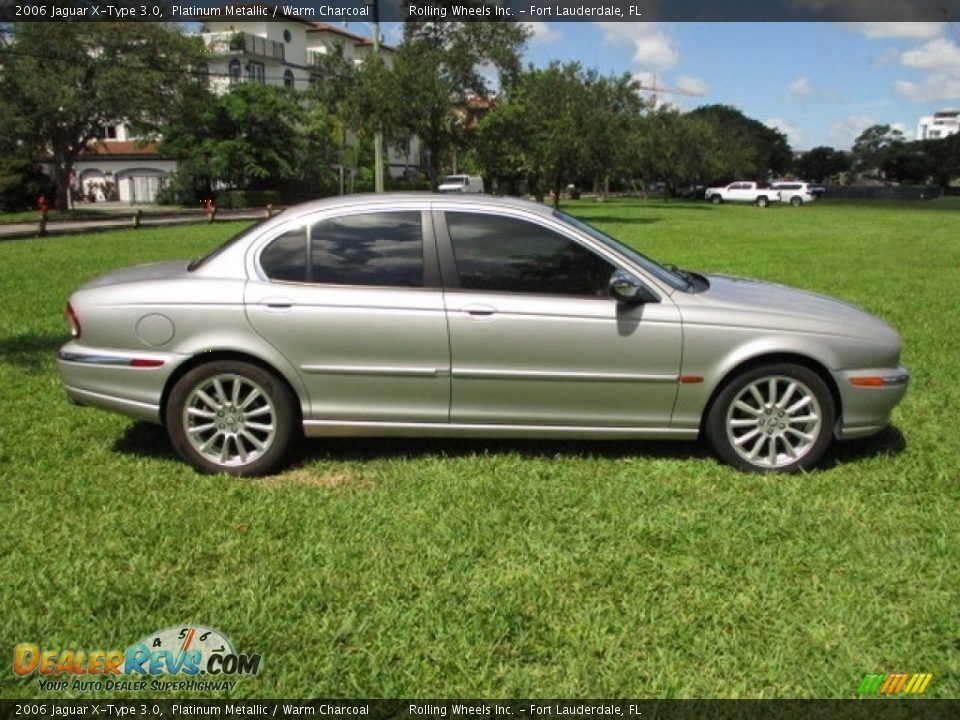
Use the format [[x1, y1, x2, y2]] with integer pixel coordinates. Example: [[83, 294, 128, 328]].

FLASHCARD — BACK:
[[391, 14, 529, 187], [794, 146, 850, 184], [159, 83, 338, 201], [0, 22, 203, 210], [689, 104, 792, 181], [851, 124, 906, 180], [630, 108, 725, 196], [475, 63, 642, 206]]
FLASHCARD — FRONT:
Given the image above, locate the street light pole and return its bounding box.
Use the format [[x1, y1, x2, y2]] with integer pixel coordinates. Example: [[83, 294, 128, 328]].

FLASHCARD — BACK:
[[367, 0, 384, 193]]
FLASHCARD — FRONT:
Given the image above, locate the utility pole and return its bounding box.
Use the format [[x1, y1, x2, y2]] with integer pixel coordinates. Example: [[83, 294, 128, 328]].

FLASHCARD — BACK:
[[367, 0, 384, 192]]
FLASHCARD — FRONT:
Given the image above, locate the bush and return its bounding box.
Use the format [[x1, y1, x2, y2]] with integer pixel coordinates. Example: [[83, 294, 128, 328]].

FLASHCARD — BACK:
[[0, 156, 56, 212], [390, 171, 431, 192], [215, 189, 282, 209]]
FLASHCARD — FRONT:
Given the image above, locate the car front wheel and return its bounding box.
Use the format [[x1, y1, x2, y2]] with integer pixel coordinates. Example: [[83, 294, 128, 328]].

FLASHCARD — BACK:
[[705, 364, 835, 473], [710, 194, 722, 204], [166, 360, 299, 476]]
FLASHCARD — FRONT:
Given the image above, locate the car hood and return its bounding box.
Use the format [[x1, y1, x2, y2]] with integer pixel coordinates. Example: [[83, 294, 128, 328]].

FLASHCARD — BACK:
[[692, 273, 900, 342], [80, 260, 192, 290]]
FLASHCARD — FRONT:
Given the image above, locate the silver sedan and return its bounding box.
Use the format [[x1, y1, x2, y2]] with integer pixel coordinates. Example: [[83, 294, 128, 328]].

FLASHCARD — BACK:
[[57, 194, 908, 476]]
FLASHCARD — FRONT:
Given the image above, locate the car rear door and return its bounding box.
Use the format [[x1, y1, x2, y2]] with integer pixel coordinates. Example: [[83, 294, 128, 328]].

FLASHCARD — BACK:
[[244, 207, 451, 423]]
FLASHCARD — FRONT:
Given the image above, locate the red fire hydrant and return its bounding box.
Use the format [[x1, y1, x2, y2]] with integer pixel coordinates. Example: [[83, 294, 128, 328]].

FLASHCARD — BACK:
[[36, 194, 50, 237], [203, 198, 216, 223]]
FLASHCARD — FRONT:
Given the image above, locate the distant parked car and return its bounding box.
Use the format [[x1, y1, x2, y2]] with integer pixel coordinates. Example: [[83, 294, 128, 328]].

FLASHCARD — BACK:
[[704, 181, 780, 207], [438, 174, 484, 193], [58, 194, 907, 476], [771, 182, 823, 206]]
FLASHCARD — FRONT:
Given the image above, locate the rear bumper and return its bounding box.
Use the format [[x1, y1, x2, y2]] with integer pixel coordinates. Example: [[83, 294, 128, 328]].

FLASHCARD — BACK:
[[833, 366, 909, 440], [57, 343, 178, 424]]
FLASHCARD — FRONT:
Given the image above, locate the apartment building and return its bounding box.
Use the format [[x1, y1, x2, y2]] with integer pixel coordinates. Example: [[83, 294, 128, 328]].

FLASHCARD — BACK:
[[70, 10, 420, 204], [916, 110, 960, 141]]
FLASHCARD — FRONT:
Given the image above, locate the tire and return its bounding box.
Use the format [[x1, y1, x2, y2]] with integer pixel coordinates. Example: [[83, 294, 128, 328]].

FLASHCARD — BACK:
[[165, 360, 300, 476], [704, 363, 836, 473], [710, 194, 723, 205], [756, 196, 769, 208], [790, 196, 803, 207]]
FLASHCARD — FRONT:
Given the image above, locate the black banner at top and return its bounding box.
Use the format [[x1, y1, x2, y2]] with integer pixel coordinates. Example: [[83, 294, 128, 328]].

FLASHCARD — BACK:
[[1, 0, 960, 22], [2, 701, 960, 720]]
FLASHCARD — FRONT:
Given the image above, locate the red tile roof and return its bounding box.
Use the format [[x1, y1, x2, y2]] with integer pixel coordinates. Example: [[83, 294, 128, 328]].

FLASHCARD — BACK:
[[82, 141, 162, 156]]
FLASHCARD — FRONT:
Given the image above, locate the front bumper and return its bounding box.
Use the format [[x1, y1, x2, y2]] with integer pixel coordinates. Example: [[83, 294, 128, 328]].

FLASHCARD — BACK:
[[833, 365, 909, 440]]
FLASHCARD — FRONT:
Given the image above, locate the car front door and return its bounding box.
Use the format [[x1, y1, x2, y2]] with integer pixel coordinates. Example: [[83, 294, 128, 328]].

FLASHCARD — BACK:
[[244, 209, 450, 423], [436, 209, 683, 428]]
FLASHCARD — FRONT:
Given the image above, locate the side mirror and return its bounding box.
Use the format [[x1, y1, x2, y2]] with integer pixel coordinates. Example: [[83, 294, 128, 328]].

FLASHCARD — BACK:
[[609, 270, 658, 304]]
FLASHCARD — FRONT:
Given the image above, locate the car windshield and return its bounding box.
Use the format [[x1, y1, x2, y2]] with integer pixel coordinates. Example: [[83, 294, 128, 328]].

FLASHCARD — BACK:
[[187, 212, 285, 271], [553, 211, 689, 291], [444, 176, 466, 185]]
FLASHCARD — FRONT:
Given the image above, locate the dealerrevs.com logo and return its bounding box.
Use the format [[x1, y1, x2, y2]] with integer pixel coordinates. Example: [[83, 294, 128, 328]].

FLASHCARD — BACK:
[[13, 626, 261, 692]]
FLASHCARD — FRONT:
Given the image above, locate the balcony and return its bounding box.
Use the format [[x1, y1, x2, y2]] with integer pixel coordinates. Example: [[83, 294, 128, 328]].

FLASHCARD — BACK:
[[203, 31, 285, 63]]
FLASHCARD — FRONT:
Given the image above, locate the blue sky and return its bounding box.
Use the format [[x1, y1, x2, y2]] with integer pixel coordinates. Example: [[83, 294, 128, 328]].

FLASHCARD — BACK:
[[389, 21, 960, 151], [522, 22, 960, 150]]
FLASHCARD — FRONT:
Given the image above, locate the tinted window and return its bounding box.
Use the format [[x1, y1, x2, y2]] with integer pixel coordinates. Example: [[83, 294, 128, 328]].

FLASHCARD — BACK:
[[261, 227, 307, 282], [311, 212, 423, 287], [446, 212, 614, 297]]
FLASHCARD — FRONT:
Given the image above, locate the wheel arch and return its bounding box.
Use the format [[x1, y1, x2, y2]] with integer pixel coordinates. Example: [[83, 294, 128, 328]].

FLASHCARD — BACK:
[[698, 351, 842, 436], [160, 350, 305, 429]]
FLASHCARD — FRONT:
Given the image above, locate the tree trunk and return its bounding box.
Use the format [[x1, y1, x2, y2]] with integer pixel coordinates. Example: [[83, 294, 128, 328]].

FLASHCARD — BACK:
[[52, 151, 72, 212]]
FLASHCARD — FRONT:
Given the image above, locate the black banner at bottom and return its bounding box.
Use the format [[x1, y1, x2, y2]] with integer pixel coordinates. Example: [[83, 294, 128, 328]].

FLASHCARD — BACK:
[[1, 700, 959, 720]]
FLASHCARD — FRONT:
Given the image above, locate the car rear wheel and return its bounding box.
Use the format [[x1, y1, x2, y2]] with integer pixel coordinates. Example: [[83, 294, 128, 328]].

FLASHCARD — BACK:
[[705, 363, 835, 473], [166, 360, 299, 476], [790, 196, 803, 207], [756, 196, 770, 208]]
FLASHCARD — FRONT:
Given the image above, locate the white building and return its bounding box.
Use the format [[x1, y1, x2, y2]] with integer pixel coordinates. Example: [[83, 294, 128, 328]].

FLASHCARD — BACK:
[[63, 9, 420, 204], [198, 14, 421, 177], [71, 122, 178, 204], [916, 111, 960, 141]]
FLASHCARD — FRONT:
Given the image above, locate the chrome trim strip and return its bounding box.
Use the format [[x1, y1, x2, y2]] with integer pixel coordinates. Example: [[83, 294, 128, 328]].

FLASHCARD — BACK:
[[880, 374, 909, 386], [451, 368, 678, 383], [300, 364, 443, 377], [59, 351, 133, 366], [303, 419, 698, 439]]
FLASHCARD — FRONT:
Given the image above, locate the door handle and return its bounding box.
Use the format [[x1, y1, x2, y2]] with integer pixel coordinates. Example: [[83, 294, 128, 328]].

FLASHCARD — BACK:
[[259, 298, 294, 312], [461, 304, 497, 317]]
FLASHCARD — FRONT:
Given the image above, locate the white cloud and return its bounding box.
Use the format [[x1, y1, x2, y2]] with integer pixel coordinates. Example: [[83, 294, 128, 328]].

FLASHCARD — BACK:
[[828, 114, 875, 149], [786, 76, 814, 103], [596, 22, 678, 71], [900, 38, 960, 70], [675, 75, 707, 96], [897, 75, 960, 102], [845, 22, 943, 40], [523, 22, 560, 45], [766, 117, 804, 148], [896, 38, 960, 102]]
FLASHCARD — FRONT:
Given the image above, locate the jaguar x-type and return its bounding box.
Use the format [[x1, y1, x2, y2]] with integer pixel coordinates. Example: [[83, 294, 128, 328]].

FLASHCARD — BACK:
[[58, 194, 908, 475]]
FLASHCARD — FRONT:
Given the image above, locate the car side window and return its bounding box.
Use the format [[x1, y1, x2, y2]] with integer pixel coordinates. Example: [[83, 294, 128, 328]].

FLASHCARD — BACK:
[[445, 212, 615, 297], [260, 211, 423, 287], [260, 227, 307, 282], [311, 211, 423, 287]]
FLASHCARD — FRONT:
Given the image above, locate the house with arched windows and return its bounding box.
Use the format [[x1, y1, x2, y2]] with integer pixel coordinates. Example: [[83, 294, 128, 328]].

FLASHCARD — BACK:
[[57, 11, 421, 205]]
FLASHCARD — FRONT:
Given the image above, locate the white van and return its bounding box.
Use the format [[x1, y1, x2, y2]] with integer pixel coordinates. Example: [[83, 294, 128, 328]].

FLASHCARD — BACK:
[[438, 174, 484, 193]]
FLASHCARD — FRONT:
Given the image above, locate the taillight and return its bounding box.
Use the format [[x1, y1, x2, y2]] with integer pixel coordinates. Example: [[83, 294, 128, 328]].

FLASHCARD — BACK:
[[65, 302, 81, 339]]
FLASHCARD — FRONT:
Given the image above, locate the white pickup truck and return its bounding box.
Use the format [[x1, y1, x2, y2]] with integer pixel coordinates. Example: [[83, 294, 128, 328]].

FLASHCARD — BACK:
[[704, 181, 780, 207]]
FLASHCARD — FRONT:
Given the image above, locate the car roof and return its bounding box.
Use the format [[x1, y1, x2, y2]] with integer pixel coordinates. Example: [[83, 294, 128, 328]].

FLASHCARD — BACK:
[[279, 192, 555, 220]]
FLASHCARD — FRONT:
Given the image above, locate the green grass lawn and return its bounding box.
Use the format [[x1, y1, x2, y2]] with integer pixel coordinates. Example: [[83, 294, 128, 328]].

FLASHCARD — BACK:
[[1, 199, 958, 699]]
